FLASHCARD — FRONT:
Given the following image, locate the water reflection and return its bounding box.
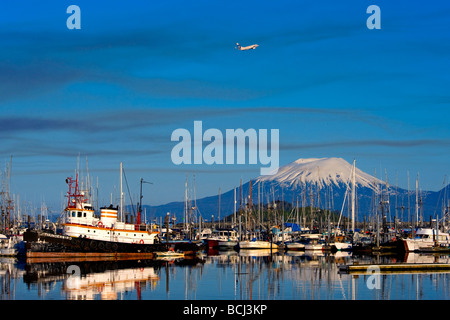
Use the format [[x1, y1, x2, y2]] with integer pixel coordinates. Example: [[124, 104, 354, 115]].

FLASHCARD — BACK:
[[1, 251, 450, 300]]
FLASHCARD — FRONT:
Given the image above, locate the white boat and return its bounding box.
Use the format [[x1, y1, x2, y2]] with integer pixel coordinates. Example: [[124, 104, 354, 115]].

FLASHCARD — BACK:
[[332, 242, 353, 251], [402, 228, 450, 252], [330, 235, 353, 251], [239, 239, 278, 250], [285, 241, 305, 251], [217, 230, 238, 249], [301, 234, 325, 251], [0, 234, 24, 256], [62, 175, 159, 246], [205, 229, 238, 249]]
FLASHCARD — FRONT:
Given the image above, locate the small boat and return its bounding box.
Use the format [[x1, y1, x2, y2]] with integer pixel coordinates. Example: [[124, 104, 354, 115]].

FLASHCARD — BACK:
[[205, 229, 239, 250], [331, 236, 353, 251], [155, 248, 185, 258], [285, 241, 305, 251], [332, 241, 353, 251], [0, 234, 24, 256], [217, 230, 239, 249], [301, 234, 325, 251], [239, 239, 278, 250]]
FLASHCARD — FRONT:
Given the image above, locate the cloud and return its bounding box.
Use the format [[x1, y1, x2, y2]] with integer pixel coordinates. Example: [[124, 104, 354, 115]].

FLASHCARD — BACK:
[[0, 105, 388, 135], [281, 139, 450, 150]]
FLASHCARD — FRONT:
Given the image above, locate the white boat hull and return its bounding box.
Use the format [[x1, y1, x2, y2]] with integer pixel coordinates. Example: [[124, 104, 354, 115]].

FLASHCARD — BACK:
[[218, 240, 238, 249], [305, 244, 324, 251], [285, 242, 305, 251], [239, 240, 278, 250], [64, 223, 159, 245], [332, 242, 353, 251]]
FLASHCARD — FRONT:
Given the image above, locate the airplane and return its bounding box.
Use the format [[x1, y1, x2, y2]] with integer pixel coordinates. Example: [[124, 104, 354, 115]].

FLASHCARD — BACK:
[[236, 43, 259, 51]]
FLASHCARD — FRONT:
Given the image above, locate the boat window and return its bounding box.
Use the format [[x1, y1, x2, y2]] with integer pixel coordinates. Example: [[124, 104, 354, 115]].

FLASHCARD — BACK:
[[72, 211, 76, 217], [77, 211, 82, 217], [83, 212, 86, 217]]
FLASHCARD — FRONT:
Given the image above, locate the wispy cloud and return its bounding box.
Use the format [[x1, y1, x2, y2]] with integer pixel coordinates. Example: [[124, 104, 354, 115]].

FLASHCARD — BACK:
[[281, 139, 450, 150], [0, 106, 390, 135]]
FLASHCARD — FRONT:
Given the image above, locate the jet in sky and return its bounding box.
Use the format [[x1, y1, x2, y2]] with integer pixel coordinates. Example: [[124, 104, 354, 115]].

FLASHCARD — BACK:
[[236, 43, 259, 51]]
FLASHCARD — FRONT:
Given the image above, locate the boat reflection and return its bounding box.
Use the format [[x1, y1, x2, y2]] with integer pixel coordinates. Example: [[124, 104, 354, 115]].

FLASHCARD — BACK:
[[64, 264, 160, 300], [22, 257, 205, 300]]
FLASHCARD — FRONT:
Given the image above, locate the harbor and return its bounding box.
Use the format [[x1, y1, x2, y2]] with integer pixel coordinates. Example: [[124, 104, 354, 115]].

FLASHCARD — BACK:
[[1, 0, 449, 308], [1, 159, 450, 302]]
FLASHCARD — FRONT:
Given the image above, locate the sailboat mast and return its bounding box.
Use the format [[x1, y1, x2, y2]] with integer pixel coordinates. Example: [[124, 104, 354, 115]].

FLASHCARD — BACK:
[[120, 162, 123, 222], [185, 175, 188, 233], [239, 179, 242, 240], [351, 159, 356, 233], [218, 188, 221, 229], [234, 187, 236, 227], [416, 173, 419, 228]]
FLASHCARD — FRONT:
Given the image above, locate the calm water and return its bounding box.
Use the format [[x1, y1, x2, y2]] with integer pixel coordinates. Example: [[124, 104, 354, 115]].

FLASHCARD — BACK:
[[2, 250, 450, 300]]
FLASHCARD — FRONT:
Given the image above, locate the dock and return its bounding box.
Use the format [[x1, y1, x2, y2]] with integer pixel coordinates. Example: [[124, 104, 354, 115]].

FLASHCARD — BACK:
[[339, 263, 450, 274], [26, 251, 155, 260]]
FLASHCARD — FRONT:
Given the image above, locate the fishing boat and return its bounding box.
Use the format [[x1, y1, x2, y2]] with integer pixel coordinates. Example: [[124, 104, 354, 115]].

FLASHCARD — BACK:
[[23, 171, 176, 257], [215, 229, 239, 249], [402, 228, 450, 252], [204, 229, 239, 250], [62, 175, 159, 244]]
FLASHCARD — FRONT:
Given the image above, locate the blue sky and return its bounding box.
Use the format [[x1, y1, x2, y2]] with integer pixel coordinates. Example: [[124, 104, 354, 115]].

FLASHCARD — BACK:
[[1, 0, 449, 212]]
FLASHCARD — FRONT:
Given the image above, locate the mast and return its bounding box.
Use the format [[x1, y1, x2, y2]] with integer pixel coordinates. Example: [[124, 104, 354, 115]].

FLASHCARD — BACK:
[[351, 159, 356, 233], [120, 162, 123, 222], [416, 173, 419, 228], [137, 178, 152, 226], [239, 179, 242, 240], [184, 175, 188, 233], [248, 180, 252, 233], [218, 187, 221, 229], [234, 187, 236, 227]]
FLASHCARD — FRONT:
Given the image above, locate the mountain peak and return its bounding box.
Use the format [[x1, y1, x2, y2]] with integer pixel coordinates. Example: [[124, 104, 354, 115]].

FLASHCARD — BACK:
[[256, 157, 383, 190]]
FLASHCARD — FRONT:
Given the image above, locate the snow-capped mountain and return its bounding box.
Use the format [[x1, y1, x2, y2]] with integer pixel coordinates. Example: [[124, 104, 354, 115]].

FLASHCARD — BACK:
[[256, 157, 384, 191]]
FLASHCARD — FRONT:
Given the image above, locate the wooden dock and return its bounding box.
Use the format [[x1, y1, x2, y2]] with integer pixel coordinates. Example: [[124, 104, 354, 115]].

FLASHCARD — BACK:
[[339, 263, 450, 274], [26, 251, 155, 260]]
